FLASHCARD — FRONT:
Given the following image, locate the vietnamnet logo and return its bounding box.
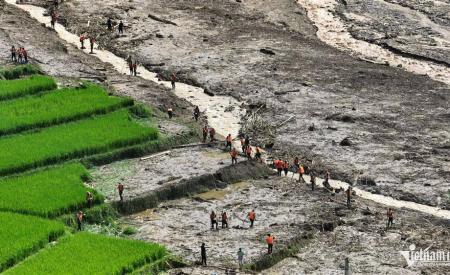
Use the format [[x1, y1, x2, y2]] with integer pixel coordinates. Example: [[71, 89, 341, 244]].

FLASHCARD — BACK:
[[400, 244, 450, 267]]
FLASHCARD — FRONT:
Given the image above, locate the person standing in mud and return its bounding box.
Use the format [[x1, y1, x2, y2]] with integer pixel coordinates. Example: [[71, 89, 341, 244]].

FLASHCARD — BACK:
[[10, 46, 16, 63], [237, 248, 245, 269], [107, 18, 113, 31], [76, 211, 84, 231], [244, 135, 250, 149], [246, 145, 253, 160], [210, 211, 218, 230], [221, 211, 228, 229], [386, 208, 394, 228], [117, 183, 124, 202], [22, 48, 28, 63], [80, 35, 86, 49], [240, 137, 246, 153], [225, 134, 232, 151], [248, 209, 255, 228], [118, 20, 124, 35], [171, 73, 177, 90], [310, 173, 316, 191], [298, 165, 305, 182], [200, 243, 207, 266], [283, 160, 289, 176], [133, 61, 138, 76], [50, 10, 57, 29], [230, 148, 238, 165], [254, 147, 262, 163], [202, 125, 208, 143], [89, 37, 95, 54], [346, 186, 352, 208], [266, 234, 274, 254], [275, 159, 283, 176], [209, 127, 216, 142], [193, 106, 200, 122], [167, 107, 173, 119]]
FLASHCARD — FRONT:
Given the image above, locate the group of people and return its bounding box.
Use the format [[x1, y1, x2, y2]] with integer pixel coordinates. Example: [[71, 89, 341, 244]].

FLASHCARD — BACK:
[[79, 35, 96, 54], [202, 124, 216, 143], [226, 135, 262, 164], [10, 46, 28, 64], [126, 56, 138, 76]]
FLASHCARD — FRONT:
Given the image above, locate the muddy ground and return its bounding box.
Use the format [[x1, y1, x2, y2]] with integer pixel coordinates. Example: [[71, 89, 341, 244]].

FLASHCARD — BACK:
[[45, 0, 450, 208], [125, 176, 450, 274]]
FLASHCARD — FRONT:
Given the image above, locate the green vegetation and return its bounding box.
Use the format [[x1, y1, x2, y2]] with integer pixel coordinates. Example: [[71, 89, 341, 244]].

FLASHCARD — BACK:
[[0, 163, 102, 218], [0, 84, 133, 135], [0, 65, 42, 80], [5, 233, 167, 275], [0, 75, 56, 100], [0, 109, 158, 176], [0, 212, 64, 272]]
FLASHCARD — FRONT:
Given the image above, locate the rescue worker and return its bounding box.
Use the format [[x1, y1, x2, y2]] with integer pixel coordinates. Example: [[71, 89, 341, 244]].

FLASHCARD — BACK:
[[254, 147, 262, 163], [387, 208, 394, 228], [201, 243, 207, 266], [11, 46, 16, 62], [283, 160, 289, 176], [22, 48, 28, 63], [210, 211, 218, 230], [107, 18, 113, 31], [202, 125, 208, 143], [275, 159, 283, 176], [240, 137, 246, 153], [167, 107, 173, 119], [209, 127, 216, 142], [171, 73, 177, 90], [298, 165, 305, 183], [132, 61, 137, 76], [118, 20, 124, 35], [346, 186, 352, 208], [266, 234, 274, 254], [230, 148, 238, 165], [244, 135, 250, 148], [248, 209, 255, 228], [221, 211, 228, 229], [80, 35, 86, 49], [89, 37, 95, 54], [86, 191, 93, 208], [310, 174, 316, 191], [193, 106, 200, 122], [293, 157, 300, 170], [128, 59, 134, 75], [50, 10, 57, 29], [117, 183, 124, 202], [246, 145, 253, 160], [225, 134, 232, 151], [76, 211, 84, 231]]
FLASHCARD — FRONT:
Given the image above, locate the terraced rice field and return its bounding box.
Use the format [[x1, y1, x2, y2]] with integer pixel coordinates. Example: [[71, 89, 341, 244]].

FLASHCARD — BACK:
[[0, 68, 169, 273], [4, 233, 167, 275], [0, 212, 65, 272], [0, 163, 102, 217], [0, 83, 133, 135], [0, 75, 56, 100]]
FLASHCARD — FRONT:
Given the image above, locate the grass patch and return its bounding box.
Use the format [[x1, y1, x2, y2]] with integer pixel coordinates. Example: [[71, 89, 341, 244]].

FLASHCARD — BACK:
[[0, 163, 102, 218], [5, 232, 167, 275], [0, 83, 133, 136], [0, 65, 42, 80], [0, 75, 56, 100], [0, 109, 158, 176], [0, 212, 64, 272]]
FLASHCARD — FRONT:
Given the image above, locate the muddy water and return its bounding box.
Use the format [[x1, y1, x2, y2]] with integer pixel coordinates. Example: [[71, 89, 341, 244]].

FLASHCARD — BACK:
[[8, 0, 450, 220], [5, 0, 245, 140], [296, 0, 450, 86]]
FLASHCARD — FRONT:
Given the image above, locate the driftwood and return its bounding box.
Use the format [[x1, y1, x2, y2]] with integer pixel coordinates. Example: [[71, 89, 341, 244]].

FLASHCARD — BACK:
[[148, 13, 178, 26]]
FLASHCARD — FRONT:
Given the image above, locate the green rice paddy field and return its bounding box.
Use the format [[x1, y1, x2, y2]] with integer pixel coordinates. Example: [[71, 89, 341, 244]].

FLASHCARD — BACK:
[[0, 68, 170, 273]]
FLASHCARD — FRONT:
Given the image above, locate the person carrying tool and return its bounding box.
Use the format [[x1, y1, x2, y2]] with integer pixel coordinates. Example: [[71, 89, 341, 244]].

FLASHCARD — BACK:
[[386, 208, 394, 228], [225, 134, 232, 151], [230, 148, 238, 165], [248, 209, 256, 228], [266, 234, 274, 254]]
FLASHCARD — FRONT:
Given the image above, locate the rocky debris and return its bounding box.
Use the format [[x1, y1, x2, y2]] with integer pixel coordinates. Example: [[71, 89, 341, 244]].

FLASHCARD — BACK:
[[259, 48, 275, 55], [339, 137, 352, 146], [148, 13, 178, 26]]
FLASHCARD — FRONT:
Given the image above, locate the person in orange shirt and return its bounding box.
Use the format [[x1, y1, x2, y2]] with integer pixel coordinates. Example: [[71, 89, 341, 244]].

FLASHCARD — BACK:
[[298, 165, 305, 183], [230, 148, 238, 165], [225, 134, 232, 151], [240, 138, 246, 153], [248, 209, 256, 228], [275, 159, 283, 176], [246, 145, 253, 160], [283, 160, 289, 176], [266, 234, 274, 254]]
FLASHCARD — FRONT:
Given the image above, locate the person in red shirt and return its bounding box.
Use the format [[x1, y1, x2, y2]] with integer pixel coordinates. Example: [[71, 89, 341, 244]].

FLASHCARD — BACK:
[[246, 146, 253, 160], [275, 159, 283, 176], [283, 160, 289, 176]]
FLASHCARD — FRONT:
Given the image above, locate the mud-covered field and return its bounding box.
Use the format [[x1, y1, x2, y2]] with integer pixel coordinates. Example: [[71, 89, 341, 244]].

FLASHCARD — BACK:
[[46, 0, 450, 209]]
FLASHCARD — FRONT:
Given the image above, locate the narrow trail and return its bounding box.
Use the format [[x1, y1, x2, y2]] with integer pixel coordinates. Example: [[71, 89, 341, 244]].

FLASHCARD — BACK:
[[296, 0, 450, 86], [4, 0, 245, 141], [7, 0, 450, 220]]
